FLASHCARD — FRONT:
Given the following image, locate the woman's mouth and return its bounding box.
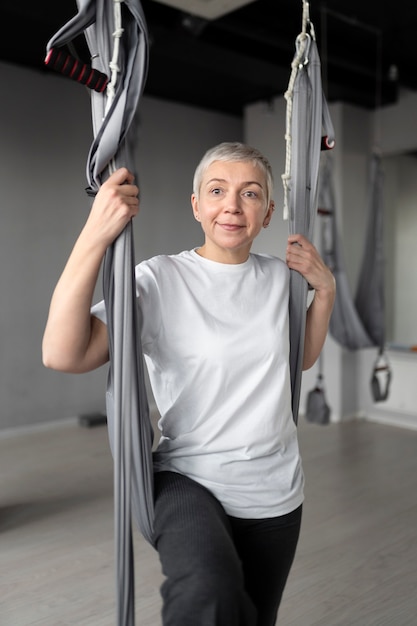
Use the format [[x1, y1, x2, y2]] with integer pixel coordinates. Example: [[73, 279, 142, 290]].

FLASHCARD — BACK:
[[218, 223, 244, 231]]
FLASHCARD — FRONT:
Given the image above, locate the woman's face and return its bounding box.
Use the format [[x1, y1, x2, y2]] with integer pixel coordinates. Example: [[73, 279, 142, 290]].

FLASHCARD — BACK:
[[191, 160, 274, 263]]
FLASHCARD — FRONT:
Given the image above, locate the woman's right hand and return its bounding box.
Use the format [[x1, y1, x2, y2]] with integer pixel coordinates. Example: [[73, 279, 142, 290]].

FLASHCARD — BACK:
[[84, 167, 140, 249]]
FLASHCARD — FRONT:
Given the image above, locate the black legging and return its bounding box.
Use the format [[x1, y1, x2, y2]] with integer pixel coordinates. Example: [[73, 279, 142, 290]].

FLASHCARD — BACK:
[[153, 471, 302, 626]]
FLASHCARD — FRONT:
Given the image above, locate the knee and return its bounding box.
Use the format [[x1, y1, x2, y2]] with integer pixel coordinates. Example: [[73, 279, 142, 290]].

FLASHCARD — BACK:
[[161, 563, 256, 624]]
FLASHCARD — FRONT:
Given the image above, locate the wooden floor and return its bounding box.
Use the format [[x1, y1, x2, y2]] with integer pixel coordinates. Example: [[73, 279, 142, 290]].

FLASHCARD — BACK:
[[1, 417, 417, 626]]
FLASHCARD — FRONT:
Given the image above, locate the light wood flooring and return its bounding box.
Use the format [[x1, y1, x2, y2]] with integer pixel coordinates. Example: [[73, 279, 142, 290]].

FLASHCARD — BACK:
[[1, 417, 417, 626]]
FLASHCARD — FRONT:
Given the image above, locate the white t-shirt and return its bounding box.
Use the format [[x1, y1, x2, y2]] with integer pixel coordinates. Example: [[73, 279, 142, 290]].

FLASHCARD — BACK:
[[92, 249, 304, 518]]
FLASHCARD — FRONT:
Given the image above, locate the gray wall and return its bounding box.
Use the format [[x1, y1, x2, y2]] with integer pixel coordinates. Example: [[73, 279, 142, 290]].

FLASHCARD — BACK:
[[0, 62, 242, 432], [2, 59, 417, 434]]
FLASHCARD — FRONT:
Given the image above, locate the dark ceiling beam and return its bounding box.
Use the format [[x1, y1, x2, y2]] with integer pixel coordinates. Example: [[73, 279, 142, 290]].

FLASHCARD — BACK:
[[148, 24, 291, 90]]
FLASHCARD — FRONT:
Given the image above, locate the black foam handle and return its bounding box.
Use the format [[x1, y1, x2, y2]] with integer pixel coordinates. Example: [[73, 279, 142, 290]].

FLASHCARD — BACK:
[[45, 48, 109, 93]]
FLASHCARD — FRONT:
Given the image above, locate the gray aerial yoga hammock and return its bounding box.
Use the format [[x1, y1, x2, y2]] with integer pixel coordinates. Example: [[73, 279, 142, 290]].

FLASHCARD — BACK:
[[45, 0, 333, 622], [46, 2, 154, 624], [282, 0, 335, 424], [318, 152, 391, 401]]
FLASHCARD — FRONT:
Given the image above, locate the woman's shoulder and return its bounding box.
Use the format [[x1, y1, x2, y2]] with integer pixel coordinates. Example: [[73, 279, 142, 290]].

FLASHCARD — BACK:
[[135, 250, 196, 278], [251, 252, 288, 272]]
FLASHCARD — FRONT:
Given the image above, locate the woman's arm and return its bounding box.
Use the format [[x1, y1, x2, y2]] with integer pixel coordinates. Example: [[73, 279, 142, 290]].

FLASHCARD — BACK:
[[286, 234, 336, 371], [42, 168, 139, 373]]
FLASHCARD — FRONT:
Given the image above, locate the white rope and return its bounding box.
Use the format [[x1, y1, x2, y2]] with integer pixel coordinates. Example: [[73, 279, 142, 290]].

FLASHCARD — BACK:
[[282, 1, 315, 220], [106, 0, 125, 175]]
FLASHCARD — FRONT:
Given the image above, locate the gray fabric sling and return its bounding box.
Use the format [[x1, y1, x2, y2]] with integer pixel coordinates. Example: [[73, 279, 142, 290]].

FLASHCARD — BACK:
[[305, 354, 331, 425], [284, 11, 335, 423], [319, 153, 386, 351], [46, 2, 153, 624], [318, 156, 375, 349], [318, 152, 391, 403], [354, 153, 386, 349]]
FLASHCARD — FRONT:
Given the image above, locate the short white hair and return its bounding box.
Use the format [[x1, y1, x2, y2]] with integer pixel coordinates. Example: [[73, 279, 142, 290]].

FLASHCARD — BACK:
[[193, 142, 273, 207]]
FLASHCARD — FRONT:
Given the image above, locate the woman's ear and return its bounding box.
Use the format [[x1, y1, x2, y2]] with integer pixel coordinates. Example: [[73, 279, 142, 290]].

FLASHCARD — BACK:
[[263, 201, 275, 228], [191, 193, 200, 221]]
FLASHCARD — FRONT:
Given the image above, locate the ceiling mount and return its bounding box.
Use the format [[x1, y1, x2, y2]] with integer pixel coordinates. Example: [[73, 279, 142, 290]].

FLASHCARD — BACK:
[[150, 0, 258, 20]]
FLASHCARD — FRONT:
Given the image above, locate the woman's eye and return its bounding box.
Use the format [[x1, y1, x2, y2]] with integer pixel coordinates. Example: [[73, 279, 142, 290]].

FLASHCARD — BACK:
[[210, 188, 222, 195], [244, 190, 257, 198]]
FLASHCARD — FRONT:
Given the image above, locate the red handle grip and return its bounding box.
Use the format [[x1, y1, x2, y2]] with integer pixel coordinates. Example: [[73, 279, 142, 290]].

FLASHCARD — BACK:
[[45, 48, 108, 94], [321, 136, 335, 151]]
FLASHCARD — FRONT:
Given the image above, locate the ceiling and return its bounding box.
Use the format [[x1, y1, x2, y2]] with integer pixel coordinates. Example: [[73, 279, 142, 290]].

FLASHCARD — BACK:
[[1, 0, 416, 116]]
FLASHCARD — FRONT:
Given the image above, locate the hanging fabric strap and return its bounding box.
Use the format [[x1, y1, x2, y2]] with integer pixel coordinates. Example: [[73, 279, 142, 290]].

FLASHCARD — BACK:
[[305, 353, 331, 424], [317, 152, 392, 403], [371, 348, 392, 402], [354, 153, 386, 348], [318, 154, 387, 351], [318, 156, 375, 350], [282, 2, 334, 221], [282, 0, 335, 423], [46, 3, 153, 625]]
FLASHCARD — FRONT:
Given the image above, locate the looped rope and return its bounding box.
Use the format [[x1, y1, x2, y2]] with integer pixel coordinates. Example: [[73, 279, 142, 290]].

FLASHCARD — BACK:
[[105, 0, 125, 122], [282, 1, 315, 220], [104, 0, 126, 193]]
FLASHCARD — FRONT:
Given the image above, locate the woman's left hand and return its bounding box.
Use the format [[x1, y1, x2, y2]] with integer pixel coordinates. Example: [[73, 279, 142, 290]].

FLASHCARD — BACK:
[[286, 234, 336, 370], [286, 234, 335, 296]]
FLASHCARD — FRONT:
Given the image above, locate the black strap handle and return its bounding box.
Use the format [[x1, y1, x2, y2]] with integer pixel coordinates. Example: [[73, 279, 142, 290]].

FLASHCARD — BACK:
[[45, 48, 108, 93]]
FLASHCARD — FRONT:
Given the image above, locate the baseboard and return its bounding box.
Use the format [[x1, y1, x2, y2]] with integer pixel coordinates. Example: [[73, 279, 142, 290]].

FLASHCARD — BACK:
[[78, 412, 107, 428], [0, 404, 160, 440], [0, 416, 79, 439], [364, 408, 417, 431]]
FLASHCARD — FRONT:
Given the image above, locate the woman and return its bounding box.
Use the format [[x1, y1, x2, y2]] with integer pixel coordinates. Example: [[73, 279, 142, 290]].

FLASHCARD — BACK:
[[43, 142, 335, 625]]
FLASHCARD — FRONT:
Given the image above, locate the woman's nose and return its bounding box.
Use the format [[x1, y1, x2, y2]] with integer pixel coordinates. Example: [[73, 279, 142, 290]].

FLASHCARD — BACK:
[[224, 193, 242, 212]]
